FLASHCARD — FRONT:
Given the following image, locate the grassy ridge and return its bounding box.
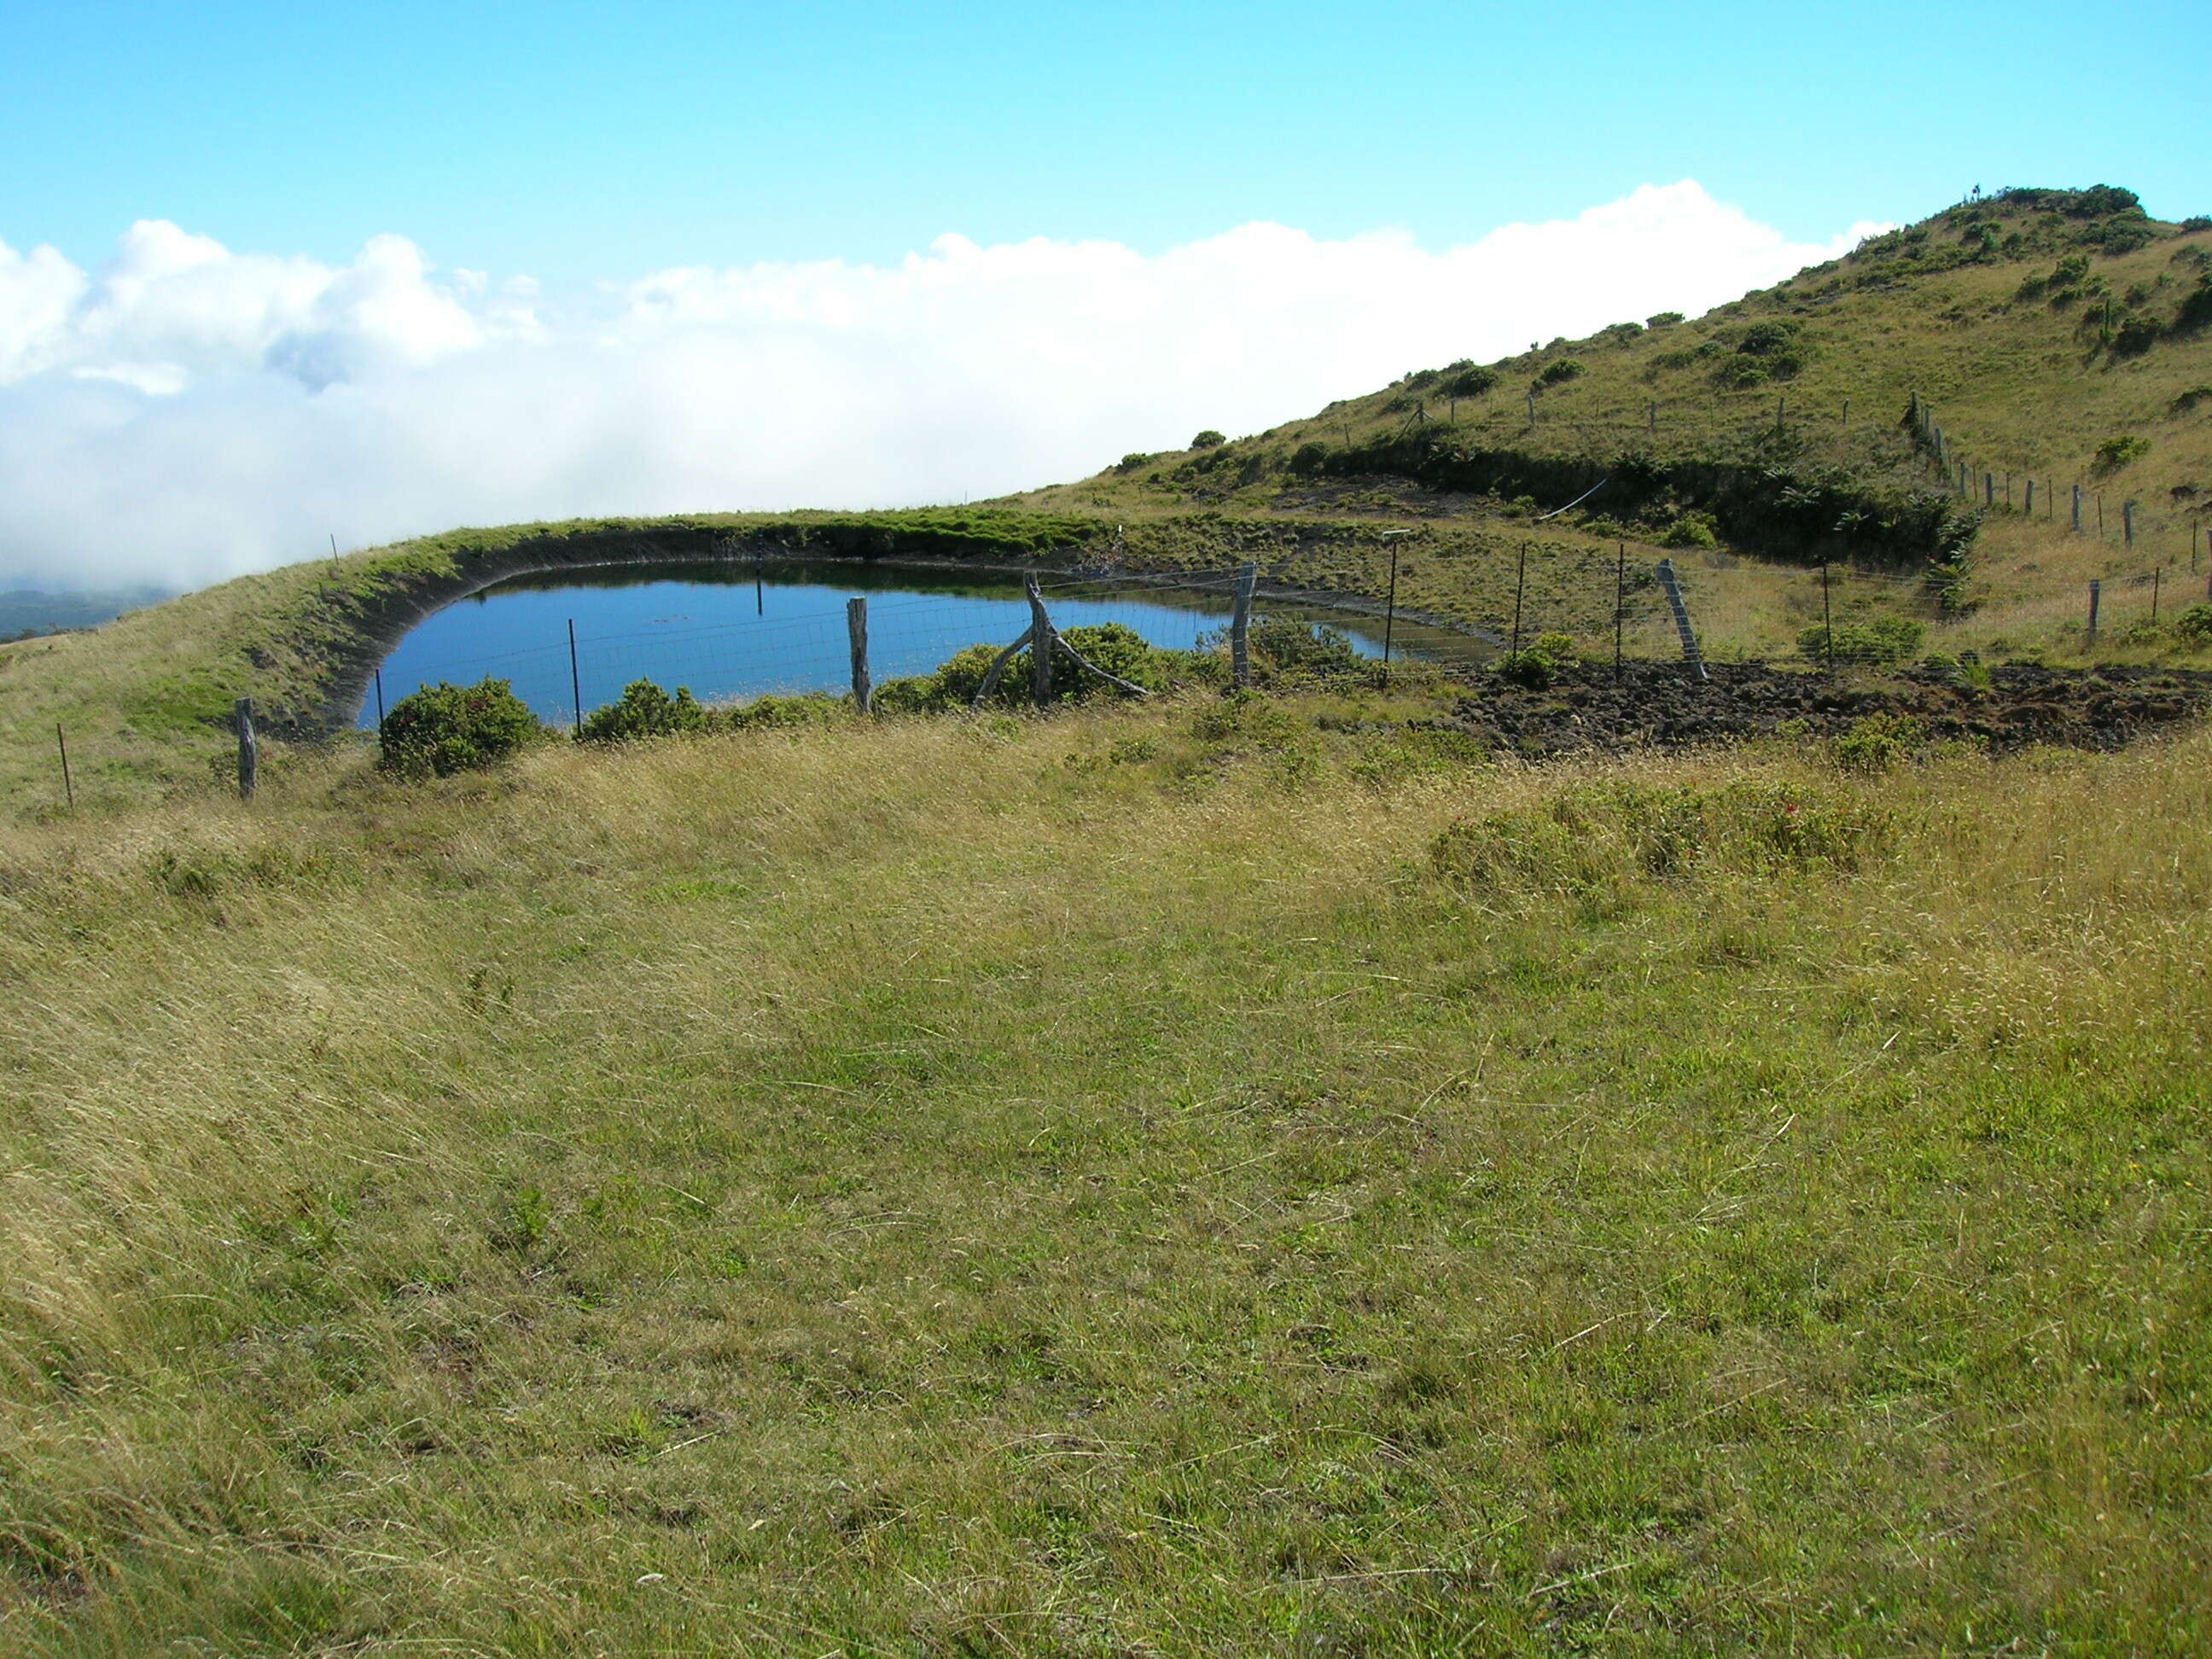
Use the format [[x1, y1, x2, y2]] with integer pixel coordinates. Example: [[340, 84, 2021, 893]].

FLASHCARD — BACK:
[[3, 693, 2208, 1652]]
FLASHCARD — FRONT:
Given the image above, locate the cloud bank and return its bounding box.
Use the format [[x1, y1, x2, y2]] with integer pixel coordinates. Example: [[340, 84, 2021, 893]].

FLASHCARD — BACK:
[[0, 183, 1881, 590]]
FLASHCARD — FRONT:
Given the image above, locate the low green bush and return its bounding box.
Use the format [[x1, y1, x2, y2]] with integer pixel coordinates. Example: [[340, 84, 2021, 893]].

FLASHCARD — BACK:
[[1190, 430, 1227, 450], [1430, 777, 1897, 899], [2094, 434, 2151, 471], [579, 678, 709, 742], [1829, 713, 1926, 774], [377, 678, 545, 777], [1442, 366, 1498, 399], [726, 691, 847, 729], [1492, 631, 1579, 690], [1535, 358, 1585, 387], [1662, 513, 1720, 550], [1796, 617, 1924, 666], [2174, 603, 2212, 644]]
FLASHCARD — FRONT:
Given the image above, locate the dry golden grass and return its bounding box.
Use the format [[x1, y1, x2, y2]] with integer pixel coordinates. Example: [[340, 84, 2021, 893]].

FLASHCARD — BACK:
[[3, 692, 2209, 1653]]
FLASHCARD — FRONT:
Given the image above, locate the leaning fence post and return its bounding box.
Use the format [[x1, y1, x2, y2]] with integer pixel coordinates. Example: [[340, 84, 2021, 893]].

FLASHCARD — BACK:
[[847, 596, 871, 714], [2151, 567, 2161, 623], [1230, 562, 1256, 689], [1652, 559, 1708, 683], [1026, 578, 1054, 706], [1820, 562, 1835, 672], [1510, 541, 1528, 657], [2086, 579, 2101, 649], [55, 724, 73, 808], [1613, 543, 1626, 683], [236, 697, 258, 801]]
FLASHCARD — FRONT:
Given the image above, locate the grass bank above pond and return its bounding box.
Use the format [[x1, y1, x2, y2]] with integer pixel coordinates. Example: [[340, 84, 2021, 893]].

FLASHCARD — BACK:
[[3, 689, 2208, 1654]]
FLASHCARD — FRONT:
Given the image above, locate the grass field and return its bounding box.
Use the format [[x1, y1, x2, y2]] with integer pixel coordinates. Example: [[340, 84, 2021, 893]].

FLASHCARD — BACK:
[[4, 689, 2209, 1654]]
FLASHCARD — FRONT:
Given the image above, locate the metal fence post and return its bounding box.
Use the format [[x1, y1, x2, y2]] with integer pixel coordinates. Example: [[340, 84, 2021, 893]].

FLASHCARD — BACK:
[[236, 697, 257, 801], [1510, 542, 1528, 657], [55, 724, 73, 808], [1653, 559, 1708, 683], [1230, 562, 1256, 689], [847, 596, 871, 714]]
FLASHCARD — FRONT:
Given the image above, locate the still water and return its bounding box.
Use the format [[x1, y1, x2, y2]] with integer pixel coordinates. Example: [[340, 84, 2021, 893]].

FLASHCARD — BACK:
[[361, 559, 1468, 727]]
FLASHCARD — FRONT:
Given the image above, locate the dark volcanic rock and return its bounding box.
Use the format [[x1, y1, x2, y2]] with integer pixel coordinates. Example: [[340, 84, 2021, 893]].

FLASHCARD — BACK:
[[1447, 661, 2212, 758]]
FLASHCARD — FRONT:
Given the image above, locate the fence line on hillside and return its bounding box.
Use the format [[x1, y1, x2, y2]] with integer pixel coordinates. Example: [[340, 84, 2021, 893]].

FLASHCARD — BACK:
[[36, 541, 2209, 809]]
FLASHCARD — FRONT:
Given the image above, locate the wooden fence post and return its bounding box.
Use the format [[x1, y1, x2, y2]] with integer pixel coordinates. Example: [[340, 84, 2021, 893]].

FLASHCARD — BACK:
[[236, 697, 257, 801], [2071, 484, 2082, 533], [55, 724, 73, 808], [847, 596, 871, 714], [2086, 579, 2101, 648], [1229, 562, 1258, 689], [1026, 578, 1054, 706]]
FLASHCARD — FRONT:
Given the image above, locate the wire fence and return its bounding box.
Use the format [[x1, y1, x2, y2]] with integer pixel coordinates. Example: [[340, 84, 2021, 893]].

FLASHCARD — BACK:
[[364, 537, 2212, 736]]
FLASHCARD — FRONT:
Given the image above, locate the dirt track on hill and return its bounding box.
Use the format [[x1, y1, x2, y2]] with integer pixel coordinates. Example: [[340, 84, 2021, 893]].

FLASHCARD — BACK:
[[1446, 661, 2212, 757]]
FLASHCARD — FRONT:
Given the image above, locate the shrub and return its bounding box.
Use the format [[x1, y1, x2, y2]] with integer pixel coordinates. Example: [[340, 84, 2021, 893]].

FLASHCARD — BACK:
[[2174, 277, 2212, 335], [2168, 386, 2212, 414], [1662, 512, 1720, 550], [1647, 311, 1685, 327], [2174, 603, 2212, 645], [1796, 617, 1925, 666], [377, 678, 545, 777], [1442, 366, 1498, 399], [2094, 434, 2151, 472], [1829, 713, 1925, 775], [2111, 315, 2159, 357], [1491, 632, 1578, 690], [1429, 777, 1895, 899], [1536, 358, 1585, 387], [1224, 617, 1364, 683], [1597, 321, 1644, 344], [579, 678, 710, 742], [1289, 440, 1330, 476], [1190, 430, 1227, 450], [2183, 217, 2212, 233], [1113, 451, 1152, 473], [726, 691, 846, 729]]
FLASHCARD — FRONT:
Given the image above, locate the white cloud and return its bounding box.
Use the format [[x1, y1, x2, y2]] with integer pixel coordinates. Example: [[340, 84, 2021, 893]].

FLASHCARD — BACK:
[[0, 183, 1880, 590]]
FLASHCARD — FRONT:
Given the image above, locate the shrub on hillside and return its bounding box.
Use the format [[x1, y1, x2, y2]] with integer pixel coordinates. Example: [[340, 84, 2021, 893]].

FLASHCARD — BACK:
[[1248, 617, 1363, 681], [1796, 617, 1925, 667], [579, 678, 709, 742], [2174, 603, 2212, 645], [1288, 440, 1330, 476], [1536, 358, 1585, 387], [726, 691, 847, 729], [1429, 777, 1896, 899], [1190, 429, 1227, 450], [1661, 512, 1720, 550], [1442, 365, 1499, 399], [1492, 632, 1578, 690], [378, 678, 545, 777], [2094, 434, 2151, 472], [1646, 311, 1685, 328], [1829, 713, 1927, 775], [1114, 451, 1153, 473]]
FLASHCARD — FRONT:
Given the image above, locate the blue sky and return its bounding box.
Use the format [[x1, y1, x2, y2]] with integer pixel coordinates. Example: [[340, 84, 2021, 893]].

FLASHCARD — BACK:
[[5, 0, 2207, 279], [3, 0, 2207, 589]]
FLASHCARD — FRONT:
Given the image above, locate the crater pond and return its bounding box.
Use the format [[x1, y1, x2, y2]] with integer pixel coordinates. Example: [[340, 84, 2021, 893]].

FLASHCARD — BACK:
[[362, 559, 1486, 727]]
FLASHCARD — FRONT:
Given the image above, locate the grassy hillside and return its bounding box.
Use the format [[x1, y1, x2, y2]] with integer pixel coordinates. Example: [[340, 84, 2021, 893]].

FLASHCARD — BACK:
[[1011, 186, 2212, 649], [3, 692, 2209, 1654]]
